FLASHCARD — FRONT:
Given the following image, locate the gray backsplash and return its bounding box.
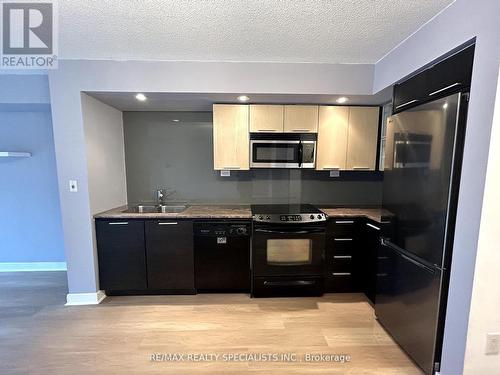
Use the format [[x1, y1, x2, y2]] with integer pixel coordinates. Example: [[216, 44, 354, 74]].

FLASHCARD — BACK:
[[123, 112, 382, 206]]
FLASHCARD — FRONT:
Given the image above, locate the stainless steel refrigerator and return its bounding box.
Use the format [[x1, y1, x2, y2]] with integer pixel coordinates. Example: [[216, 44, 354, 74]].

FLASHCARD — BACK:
[[376, 92, 468, 375]]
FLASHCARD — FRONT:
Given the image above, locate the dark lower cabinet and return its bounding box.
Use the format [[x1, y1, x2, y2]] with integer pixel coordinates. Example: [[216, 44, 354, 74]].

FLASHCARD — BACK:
[[361, 221, 381, 304], [96, 220, 147, 291], [325, 218, 361, 292], [324, 217, 381, 303], [145, 220, 195, 292]]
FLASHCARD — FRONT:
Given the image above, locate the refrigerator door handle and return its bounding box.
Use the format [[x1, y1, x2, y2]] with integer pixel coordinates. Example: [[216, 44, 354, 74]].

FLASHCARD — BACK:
[[380, 237, 437, 274]]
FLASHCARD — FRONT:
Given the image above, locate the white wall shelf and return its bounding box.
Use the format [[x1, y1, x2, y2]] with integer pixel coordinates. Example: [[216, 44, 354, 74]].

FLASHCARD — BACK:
[[0, 151, 32, 158]]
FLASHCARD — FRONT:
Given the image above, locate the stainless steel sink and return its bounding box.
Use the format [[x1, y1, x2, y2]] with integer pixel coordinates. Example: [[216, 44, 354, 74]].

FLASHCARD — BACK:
[[122, 204, 188, 214], [158, 205, 188, 213]]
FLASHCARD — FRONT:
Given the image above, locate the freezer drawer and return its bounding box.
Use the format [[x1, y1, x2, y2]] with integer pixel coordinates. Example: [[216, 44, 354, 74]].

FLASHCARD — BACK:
[[375, 240, 443, 375]]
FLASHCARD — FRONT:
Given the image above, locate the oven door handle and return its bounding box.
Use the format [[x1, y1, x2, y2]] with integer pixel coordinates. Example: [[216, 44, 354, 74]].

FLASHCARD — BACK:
[[254, 228, 325, 235], [263, 280, 316, 287]]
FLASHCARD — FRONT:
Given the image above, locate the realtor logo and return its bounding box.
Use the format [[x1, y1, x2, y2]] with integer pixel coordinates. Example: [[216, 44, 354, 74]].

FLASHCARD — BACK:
[[1, 0, 58, 69]]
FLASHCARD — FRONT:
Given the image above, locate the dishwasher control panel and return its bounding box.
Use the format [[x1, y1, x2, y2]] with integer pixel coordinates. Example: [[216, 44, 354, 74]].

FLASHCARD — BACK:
[[193, 222, 251, 237]]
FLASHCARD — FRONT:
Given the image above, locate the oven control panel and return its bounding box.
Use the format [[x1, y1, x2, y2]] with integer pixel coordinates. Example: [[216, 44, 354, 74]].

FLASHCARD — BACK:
[[280, 215, 303, 222], [253, 213, 327, 224]]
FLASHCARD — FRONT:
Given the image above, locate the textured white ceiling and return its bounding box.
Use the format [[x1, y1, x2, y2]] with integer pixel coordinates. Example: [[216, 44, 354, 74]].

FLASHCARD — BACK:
[[60, 0, 454, 63]]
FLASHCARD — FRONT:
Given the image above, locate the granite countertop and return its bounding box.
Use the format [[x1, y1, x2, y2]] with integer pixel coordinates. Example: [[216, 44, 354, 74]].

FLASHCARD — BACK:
[[94, 205, 253, 219], [318, 207, 393, 223], [95, 204, 391, 222]]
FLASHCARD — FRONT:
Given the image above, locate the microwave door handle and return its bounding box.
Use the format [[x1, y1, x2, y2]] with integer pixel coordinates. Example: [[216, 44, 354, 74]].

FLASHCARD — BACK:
[[298, 141, 303, 167]]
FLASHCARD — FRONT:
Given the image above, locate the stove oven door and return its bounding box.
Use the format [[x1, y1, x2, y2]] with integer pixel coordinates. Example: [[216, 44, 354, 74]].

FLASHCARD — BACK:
[[252, 225, 325, 277]]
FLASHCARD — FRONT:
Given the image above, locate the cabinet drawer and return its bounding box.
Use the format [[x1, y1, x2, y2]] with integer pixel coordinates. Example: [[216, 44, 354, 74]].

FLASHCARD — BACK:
[[328, 237, 355, 255], [328, 254, 353, 272], [327, 219, 357, 236], [325, 272, 356, 293]]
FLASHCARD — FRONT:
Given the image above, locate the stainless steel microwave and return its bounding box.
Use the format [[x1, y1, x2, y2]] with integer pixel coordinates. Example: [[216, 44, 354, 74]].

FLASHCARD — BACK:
[[250, 134, 316, 169]]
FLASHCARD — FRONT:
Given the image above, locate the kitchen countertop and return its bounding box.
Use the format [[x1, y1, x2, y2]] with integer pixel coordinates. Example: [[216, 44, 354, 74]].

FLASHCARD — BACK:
[[95, 204, 392, 223], [318, 207, 393, 223], [94, 205, 253, 219]]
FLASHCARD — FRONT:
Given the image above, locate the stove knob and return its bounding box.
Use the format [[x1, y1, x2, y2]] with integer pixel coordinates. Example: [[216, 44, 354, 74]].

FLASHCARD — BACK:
[[310, 215, 315, 220], [317, 215, 322, 219], [266, 216, 271, 220], [236, 227, 246, 235], [258, 216, 263, 220]]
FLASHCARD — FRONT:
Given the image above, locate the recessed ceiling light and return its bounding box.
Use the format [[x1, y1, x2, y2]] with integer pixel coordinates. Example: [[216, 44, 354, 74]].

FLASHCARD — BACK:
[[336, 97, 349, 104], [443, 103, 448, 109], [237, 95, 250, 102], [172, 119, 180, 122], [135, 93, 147, 101]]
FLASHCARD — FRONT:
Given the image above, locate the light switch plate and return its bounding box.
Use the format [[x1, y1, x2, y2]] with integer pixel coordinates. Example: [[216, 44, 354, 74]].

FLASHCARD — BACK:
[[69, 180, 78, 192], [220, 170, 231, 177], [486, 333, 500, 355], [329, 170, 340, 178]]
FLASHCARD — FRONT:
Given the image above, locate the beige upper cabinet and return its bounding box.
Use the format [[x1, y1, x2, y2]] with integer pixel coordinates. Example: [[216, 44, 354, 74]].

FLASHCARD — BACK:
[[316, 106, 349, 170], [284, 105, 319, 133], [249, 105, 284, 132], [213, 104, 249, 170], [346, 107, 380, 171]]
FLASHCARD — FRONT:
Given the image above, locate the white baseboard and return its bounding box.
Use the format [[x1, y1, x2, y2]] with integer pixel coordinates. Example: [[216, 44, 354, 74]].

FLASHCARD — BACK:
[[0, 262, 67, 272], [65, 290, 106, 306]]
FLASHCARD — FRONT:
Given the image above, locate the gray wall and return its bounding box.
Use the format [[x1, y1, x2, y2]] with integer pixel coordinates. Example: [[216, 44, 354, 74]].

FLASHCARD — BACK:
[[123, 111, 382, 206]]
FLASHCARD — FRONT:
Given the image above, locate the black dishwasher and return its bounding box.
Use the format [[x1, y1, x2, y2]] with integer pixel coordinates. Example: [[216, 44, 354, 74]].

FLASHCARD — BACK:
[[194, 221, 251, 292]]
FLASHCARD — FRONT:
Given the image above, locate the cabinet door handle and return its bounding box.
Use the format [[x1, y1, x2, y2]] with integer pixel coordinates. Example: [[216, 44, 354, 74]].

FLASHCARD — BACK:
[[334, 238, 353, 241], [292, 129, 310, 132], [333, 255, 352, 259], [323, 167, 340, 170], [332, 272, 351, 276], [258, 129, 276, 132], [429, 82, 461, 96], [335, 220, 354, 224], [108, 222, 128, 225], [158, 222, 178, 225], [352, 167, 371, 170], [223, 166, 240, 170], [395, 99, 418, 109], [366, 223, 380, 230]]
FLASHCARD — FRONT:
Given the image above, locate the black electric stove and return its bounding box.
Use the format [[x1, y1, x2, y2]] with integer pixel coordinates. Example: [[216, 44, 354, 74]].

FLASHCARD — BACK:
[[250, 204, 326, 297], [251, 204, 327, 224]]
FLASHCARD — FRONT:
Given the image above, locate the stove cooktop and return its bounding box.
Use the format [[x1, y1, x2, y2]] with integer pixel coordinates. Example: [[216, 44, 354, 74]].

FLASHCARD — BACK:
[[251, 204, 321, 215], [251, 204, 327, 224]]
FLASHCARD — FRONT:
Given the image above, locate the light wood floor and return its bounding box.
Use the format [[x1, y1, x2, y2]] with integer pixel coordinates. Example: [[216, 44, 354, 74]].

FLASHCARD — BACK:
[[0, 272, 423, 374]]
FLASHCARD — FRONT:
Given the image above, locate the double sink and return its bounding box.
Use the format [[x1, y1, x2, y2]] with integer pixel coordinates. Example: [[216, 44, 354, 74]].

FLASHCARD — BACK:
[[122, 204, 188, 214]]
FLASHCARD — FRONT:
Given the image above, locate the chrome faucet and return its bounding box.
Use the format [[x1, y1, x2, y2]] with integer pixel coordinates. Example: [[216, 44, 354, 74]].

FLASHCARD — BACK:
[[156, 188, 174, 206]]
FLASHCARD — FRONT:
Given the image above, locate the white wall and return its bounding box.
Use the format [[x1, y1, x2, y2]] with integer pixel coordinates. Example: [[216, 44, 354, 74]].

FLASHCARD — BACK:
[[463, 66, 500, 374], [81, 93, 127, 215], [80, 93, 127, 293]]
